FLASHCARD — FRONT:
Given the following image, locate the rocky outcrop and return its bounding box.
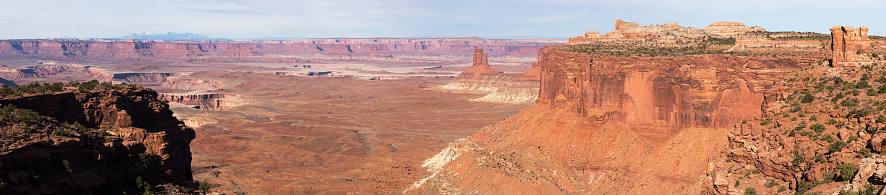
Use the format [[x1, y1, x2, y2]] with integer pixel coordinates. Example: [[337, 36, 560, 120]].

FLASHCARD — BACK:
[[567, 20, 765, 45], [0, 86, 195, 194], [435, 47, 540, 103], [615, 19, 641, 31], [158, 93, 242, 110], [831, 25, 871, 66], [704, 21, 766, 37]]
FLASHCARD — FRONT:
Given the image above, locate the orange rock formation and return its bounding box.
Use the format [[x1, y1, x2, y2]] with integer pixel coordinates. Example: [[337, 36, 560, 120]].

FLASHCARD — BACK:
[[831, 25, 871, 66], [435, 47, 541, 103]]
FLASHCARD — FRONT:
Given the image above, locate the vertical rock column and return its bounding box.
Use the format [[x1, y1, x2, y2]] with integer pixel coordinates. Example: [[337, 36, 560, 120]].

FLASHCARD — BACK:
[[831, 25, 871, 66]]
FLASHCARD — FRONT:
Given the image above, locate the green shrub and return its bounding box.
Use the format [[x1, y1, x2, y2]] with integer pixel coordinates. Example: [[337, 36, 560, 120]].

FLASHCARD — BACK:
[[795, 121, 808, 131], [801, 93, 815, 103], [760, 119, 771, 126], [764, 179, 778, 188], [858, 80, 871, 88], [823, 134, 836, 143], [744, 187, 756, 195], [858, 148, 872, 158], [841, 98, 860, 107], [836, 163, 857, 181], [199, 182, 211, 191], [851, 108, 874, 117], [868, 89, 879, 96], [793, 154, 805, 166], [810, 123, 826, 133], [829, 140, 847, 153]]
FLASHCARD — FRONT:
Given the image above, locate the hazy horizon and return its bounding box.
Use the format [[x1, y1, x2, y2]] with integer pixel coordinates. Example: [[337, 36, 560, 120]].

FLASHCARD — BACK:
[[1, 0, 884, 39]]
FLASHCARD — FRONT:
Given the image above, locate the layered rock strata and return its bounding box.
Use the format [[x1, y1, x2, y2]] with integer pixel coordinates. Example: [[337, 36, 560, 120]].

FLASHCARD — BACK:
[[158, 93, 242, 111], [435, 47, 540, 103]]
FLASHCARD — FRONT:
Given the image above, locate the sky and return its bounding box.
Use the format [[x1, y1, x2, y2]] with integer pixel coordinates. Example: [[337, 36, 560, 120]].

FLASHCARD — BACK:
[[0, 0, 884, 39]]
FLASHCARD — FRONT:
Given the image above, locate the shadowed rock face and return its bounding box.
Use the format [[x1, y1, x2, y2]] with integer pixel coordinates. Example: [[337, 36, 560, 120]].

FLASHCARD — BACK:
[[0, 88, 195, 194], [537, 45, 797, 132]]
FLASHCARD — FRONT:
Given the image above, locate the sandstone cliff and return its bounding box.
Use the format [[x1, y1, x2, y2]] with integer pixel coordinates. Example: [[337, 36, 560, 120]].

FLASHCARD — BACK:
[[435, 47, 540, 104], [0, 82, 195, 194], [411, 35, 825, 194]]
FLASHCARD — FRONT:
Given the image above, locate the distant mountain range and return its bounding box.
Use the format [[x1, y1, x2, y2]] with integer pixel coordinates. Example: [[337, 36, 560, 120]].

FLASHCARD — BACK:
[[116, 32, 228, 41]]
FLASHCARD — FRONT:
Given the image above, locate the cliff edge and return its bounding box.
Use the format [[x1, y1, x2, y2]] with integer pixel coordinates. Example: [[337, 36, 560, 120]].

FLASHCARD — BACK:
[[0, 81, 195, 194]]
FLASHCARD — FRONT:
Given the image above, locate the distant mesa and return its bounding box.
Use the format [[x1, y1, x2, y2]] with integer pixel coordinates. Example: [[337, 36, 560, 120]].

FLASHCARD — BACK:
[[117, 32, 228, 41], [704, 21, 766, 37], [568, 19, 766, 44]]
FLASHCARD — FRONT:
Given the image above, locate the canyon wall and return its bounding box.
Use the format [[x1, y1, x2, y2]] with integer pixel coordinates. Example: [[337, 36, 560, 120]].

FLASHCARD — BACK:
[[0, 38, 561, 64], [537, 45, 797, 132], [411, 44, 808, 194], [0, 87, 195, 193], [435, 47, 540, 103]]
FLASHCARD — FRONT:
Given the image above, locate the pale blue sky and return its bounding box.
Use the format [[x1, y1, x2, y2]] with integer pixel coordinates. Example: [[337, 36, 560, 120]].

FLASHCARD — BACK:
[[0, 0, 883, 39]]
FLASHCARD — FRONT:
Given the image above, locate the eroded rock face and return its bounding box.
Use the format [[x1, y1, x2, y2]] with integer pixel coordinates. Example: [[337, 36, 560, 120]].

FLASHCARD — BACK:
[[0, 88, 195, 193], [537, 46, 795, 132], [831, 25, 871, 66]]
